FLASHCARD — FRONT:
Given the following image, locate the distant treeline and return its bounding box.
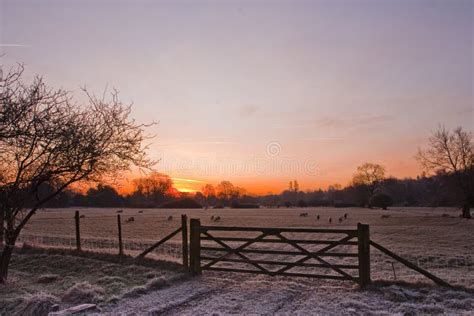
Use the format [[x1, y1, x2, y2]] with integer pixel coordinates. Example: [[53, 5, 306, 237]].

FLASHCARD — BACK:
[[40, 171, 467, 209]]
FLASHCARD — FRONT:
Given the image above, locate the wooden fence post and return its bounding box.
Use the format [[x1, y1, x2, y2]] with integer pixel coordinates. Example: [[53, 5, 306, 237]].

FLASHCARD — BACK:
[[117, 214, 124, 256], [189, 218, 201, 275], [357, 223, 370, 287], [75, 211, 81, 251], [181, 214, 189, 269]]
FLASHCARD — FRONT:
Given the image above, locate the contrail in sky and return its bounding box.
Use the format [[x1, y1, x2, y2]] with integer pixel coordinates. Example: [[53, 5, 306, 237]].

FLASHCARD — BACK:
[[0, 43, 31, 47]]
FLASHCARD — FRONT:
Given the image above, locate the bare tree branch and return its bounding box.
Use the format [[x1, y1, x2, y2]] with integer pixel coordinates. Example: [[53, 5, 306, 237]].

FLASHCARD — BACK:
[[0, 65, 156, 282], [416, 126, 473, 218]]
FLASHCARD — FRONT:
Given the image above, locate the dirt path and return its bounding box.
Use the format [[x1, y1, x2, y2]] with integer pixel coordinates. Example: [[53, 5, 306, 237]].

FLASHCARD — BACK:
[[100, 272, 474, 315]]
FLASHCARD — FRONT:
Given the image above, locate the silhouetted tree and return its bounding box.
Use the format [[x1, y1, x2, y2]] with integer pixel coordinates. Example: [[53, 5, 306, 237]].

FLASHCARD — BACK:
[[71, 192, 88, 207], [86, 184, 123, 207], [202, 184, 216, 197], [417, 126, 473, 218], [201, 183, 217, 206], [216, 181, 243, 206], [293, 180, 299, 192], [0, 65, 153, 282], [194, 191, 206, 206], [131, 172, 175, 206], [352, 163, 386, 207], [370, 193, 393, 210], [327, 184, 343, 205]]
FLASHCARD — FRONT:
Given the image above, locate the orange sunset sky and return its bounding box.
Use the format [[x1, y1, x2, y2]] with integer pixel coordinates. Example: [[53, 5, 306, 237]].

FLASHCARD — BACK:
[[1, 0, 472, 195]]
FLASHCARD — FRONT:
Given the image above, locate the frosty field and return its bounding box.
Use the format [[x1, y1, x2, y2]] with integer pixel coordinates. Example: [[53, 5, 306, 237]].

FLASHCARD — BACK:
[[14, 207, 474, 314]]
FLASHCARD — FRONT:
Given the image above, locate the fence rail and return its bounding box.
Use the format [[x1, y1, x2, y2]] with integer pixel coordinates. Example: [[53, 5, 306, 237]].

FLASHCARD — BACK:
[[369, 240, 451, 287], [136, 226, 183, 259], [16, 212, 455, 288], [20, 211, 189, 267], [189, 219, 452, 288], [189, 219, 370, 286]]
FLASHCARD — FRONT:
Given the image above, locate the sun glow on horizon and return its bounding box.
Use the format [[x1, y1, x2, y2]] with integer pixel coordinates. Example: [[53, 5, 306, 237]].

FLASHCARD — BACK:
[[4, 0, 470, 196], [176, 187, 198, 193]]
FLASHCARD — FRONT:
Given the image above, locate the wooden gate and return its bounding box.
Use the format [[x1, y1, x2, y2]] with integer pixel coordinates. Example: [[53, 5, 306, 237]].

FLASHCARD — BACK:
[[189, 219, 370, 286]]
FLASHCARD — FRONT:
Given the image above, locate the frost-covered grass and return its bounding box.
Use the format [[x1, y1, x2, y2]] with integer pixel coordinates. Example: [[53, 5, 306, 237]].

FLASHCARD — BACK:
[[0, 246, 188, 315], [102, 273, 474, 315], [19, 207, 474, 286], [7, 207, 474, 314], [12, 292, 60, 316]]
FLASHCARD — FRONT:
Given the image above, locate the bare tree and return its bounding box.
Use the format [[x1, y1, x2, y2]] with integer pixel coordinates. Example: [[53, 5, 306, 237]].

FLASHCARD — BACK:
[[130, 172, 176, 206], [417, 126, 473, 219], [216, 181, 244, 205], [0, 65, 154, 282], [201, 184, 216, 207], [352, 163, 386, 207], [201, 184, 216, 198], [352, 163, 386, 194], [0, 65, 32, 140]]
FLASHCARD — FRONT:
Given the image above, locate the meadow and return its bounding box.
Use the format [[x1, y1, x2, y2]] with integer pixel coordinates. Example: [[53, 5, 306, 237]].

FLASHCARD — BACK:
[[2, 206, 472, 314], [19, 206, 474, 288]]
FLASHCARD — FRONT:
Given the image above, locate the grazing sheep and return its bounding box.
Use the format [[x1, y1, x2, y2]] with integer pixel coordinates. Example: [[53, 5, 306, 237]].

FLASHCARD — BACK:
[[126, 216, 135, 223], [316, 215, 320, 220], [338, 217, 342, 223], [299, 213, 308, 217], [167, 216, 173, 221], [328, 217, 332, 224], [214, 216, 221, 222], [211, 215, 215, 220], [117, 210, 123, 213], [344, 213, 348, 219], [381, 214, 390, 219], [138, 210, 143, 213], [79, 215, 85, 219]]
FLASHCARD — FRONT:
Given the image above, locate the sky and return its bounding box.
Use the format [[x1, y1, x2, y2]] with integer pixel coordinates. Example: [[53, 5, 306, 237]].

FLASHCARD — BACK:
[[1, 0, 473, 194]]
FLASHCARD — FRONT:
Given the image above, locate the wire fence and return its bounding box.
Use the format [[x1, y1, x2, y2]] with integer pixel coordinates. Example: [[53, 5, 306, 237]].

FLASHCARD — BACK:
[[370, 251, 474, 288], [14, 210, 474, 288], [17, 233, 183, 262], [17, 211, 185, 263]]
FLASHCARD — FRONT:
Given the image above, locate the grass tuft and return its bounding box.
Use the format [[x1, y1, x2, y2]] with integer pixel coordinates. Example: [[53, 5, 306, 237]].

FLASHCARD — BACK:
[[14, 292, 59, 316], [61, 282, 105, 304], [36, 274, 60, 284]]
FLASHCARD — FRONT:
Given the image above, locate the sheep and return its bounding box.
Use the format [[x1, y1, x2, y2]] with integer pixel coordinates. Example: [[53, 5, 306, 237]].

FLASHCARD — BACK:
[[299, 213, 308, 217], [79, 215, 85, 219], [214, 216, 221, 222], [316, 215, 320, 220], [211, 215, 215, 220], [117, 210, 123, 213], [167, 215, 173, 221], [328, 217, 332, 224], [338, 217, 342, 223], [344, 213, 348, 219], [126, 216, 135, 223], [138, 210, 143, 214]]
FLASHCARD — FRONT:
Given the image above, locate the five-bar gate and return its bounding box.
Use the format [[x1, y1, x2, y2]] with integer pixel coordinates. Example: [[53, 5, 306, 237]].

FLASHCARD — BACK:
[[189, 219, 371, 287]]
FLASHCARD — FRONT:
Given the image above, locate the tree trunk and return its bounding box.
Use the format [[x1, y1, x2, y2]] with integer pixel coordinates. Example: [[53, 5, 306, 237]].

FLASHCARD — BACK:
[[0, 236, 15, 283], [462, 204, 471, 219], [0, 209, 4, 246]]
